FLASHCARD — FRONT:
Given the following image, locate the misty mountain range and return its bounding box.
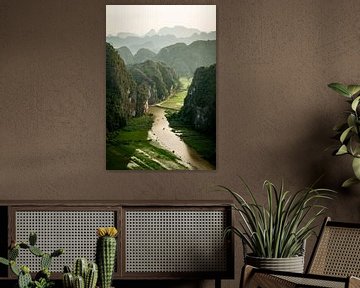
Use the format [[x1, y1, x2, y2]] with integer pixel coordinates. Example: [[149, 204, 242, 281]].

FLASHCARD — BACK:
[[117, 40, 216, 77], [106, 26, 216, 54]]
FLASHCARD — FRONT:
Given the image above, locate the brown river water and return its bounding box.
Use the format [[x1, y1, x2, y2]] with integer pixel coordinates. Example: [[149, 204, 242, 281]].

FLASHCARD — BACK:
[[148, 106, 215, 170]]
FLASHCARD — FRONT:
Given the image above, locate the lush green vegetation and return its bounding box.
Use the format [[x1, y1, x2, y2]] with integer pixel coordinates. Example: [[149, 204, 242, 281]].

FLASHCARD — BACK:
[[116, 46, 134, 65], [157, 40, 216, 77], [106, 114, 188, 170], [165, 66, 217, 166], [167, 111, 216, 166], [128, 60, 180, 104], [157, 78, 191, 110], [134, 48, 156, 63]]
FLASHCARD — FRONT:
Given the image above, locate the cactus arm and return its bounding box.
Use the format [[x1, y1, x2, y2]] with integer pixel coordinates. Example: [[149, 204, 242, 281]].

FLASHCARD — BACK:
[[85, 263, 98, 288], [63, 265, 72, 273], [74, 258, 88, 279], [19, 242, 30, 249], [63, 272, 74, 288], [41, 253, 52, 270], [50, 248, 64, 257], [73, 275, 85, 288], [8, 246, 19, 260], [10, 260, 20, 276], [18, 271, 32, 288], [29, 232, 37, 246], [29, 245, 44, 257]]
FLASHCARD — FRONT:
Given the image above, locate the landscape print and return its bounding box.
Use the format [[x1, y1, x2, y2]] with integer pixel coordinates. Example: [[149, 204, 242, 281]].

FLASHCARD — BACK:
[[106, 5, 216, 170]]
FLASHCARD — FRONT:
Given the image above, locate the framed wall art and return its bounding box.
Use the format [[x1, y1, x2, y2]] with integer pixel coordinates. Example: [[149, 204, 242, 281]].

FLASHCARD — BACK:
[[106, 5, 216, 170]]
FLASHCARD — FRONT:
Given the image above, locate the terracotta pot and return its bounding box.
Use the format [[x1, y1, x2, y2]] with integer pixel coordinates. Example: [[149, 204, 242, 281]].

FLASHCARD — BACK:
[[245, 254, 304, 273]]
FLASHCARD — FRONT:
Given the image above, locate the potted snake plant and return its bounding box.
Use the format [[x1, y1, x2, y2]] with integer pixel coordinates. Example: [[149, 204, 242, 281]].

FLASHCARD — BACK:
[[328, 83, 360, 187], [221, 179, 334, 273]]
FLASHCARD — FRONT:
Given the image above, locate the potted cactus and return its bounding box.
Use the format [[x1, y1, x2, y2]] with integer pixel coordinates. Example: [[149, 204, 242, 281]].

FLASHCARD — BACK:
[[96, 227, 118, 288], [0, 232, 64, 288], [62, 258, 98, 288]]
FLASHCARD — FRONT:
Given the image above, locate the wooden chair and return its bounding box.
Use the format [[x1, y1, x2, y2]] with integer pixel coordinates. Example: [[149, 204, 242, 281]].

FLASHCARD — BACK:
[[241, 217, 360, 288]]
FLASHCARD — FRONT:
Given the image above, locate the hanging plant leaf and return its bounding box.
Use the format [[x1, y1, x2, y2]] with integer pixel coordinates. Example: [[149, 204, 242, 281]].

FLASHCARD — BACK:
[[349, 136, 360, 157], [336, 145, 348, 155], [328, 83, 351, 97], [0, 257, 9, 266], [340, 127, 353, 143], [347, 114, 356, 128], [347, 85, 360, 97], [342, 177, 360, 188], [351, 96, 360, 111], [352, 157, 360, 179]]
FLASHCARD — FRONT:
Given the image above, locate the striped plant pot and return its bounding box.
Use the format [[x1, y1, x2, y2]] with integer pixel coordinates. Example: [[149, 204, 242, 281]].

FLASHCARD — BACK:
[[245, 254, 305, 273]]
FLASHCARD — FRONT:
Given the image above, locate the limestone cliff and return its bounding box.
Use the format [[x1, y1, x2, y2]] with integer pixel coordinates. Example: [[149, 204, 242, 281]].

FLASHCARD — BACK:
[[180, 64, 216, 134]]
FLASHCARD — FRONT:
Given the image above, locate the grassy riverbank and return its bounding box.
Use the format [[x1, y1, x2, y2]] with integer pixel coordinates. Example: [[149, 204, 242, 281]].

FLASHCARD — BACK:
[[106, 114, 188, 170], [167, 111, 216, 166], [156, 78, 191, 111], [160, 77, 216, 167]]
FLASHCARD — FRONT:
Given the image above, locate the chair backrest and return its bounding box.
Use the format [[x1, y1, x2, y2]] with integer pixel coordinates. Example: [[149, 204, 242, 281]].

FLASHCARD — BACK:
[[307, 217, 360, 277]]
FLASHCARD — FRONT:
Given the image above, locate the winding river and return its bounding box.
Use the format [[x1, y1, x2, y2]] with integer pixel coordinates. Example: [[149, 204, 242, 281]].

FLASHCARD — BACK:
[[148, 106, 215, 170]]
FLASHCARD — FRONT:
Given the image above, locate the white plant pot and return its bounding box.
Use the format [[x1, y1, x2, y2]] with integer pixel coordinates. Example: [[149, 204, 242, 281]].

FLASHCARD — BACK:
[[245, 254, 305, 273]]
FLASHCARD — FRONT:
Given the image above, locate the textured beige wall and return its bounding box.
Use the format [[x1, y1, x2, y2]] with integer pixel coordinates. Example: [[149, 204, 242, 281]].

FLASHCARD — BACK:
[[1, 0, 360, 287]]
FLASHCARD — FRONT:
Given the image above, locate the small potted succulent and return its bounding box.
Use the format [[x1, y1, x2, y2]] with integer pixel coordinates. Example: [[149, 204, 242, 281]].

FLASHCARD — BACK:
[[221, 178, 334, 273], [328, 82, 360, 187], [0, 232, 63, 288]]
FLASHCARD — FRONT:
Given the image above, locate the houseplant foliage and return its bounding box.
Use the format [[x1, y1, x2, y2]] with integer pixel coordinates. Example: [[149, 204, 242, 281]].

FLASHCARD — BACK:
[[0, 232, 63, 288], [221, 179, 334, 260], [328, 82, 360, 187]]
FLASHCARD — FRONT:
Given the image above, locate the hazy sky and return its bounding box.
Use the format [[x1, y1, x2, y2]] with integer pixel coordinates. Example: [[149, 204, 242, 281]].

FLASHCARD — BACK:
[[106, 5, 216, 36]]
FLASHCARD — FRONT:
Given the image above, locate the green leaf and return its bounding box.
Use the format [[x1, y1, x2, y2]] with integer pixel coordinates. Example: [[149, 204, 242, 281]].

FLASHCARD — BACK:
[[347, 85, 360, 97], [10, 261, 20, 276], [349, 136, 360, 156], [352, 157, 360, 179], [347, 114, 356, 128], [340, 126, 353, 143], [336, 144, 348, 155], [342, 177, 360, 188], [328, 83, 351, 97], [351, 96, 360, 111], [0, 257, 9, 266]]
